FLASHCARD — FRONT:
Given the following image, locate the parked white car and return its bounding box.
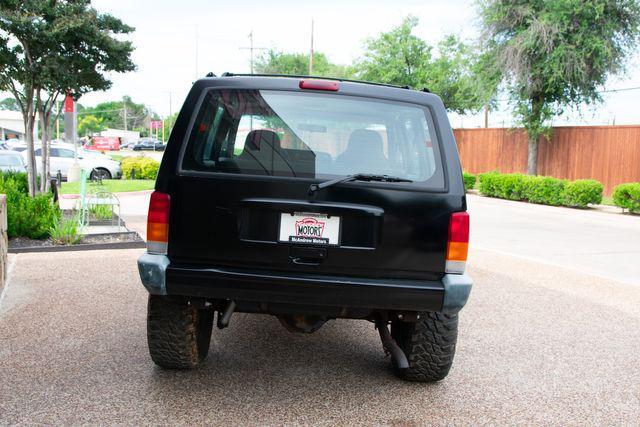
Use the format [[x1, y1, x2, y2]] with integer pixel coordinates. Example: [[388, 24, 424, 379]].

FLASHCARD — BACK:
[[21, 145, 121, 180], [0, 150, 27, 173]]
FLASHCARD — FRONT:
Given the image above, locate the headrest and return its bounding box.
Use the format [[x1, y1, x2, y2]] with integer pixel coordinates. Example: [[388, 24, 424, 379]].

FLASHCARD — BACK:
[[244, 130, 281, 152], [348, 129, 383, 152]]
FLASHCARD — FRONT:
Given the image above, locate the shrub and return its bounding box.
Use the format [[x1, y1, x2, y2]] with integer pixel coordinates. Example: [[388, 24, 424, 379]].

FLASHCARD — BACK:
[[523, 176, 566, 206], [462, 172, 476, 192], [496, 174, 529, 200], [612, 183, 640, 213], [0, 171, 29, 195], [0, 171, 60, 239], [478, 171, 500, 197], [479, 172, 528, 200], [7, 192, 60, 239], [562, 179, 603, 207], [121, 156, 160, 180], [50, 215, 82, 245]]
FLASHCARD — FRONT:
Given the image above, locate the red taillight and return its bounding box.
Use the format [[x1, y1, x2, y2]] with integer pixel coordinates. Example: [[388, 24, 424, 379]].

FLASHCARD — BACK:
[[448, 212, 470, 243], [299, 79, 339, 91], [446, 212, 470, 274], [147, 191, 170, 254]]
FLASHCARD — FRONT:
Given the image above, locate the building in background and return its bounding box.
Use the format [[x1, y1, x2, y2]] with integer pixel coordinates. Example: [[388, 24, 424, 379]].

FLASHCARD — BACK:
[[0, 111, 38, 141], [100, 128, 140, 146]]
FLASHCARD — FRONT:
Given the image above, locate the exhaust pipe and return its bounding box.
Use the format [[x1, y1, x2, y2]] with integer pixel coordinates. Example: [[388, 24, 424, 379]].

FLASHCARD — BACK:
[[376, 321, 409, 370], [217, 300, 236, 329]]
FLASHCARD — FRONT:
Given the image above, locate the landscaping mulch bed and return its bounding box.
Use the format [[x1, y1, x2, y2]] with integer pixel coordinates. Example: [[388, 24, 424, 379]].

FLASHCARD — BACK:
[[9, 231, 145, 253]]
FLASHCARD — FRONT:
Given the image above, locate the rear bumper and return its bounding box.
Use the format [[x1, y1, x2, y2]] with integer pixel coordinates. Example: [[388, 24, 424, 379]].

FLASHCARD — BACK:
[[137, 253, 472, 314]]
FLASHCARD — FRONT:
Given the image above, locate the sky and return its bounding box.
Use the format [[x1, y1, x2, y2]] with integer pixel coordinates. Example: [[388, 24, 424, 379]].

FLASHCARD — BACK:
[[8, 0, 640, 127]]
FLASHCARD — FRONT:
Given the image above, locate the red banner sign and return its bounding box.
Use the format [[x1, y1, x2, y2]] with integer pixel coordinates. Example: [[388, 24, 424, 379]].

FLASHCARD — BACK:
[[150, 120, 163, 130], [85, 136, 121, 151]]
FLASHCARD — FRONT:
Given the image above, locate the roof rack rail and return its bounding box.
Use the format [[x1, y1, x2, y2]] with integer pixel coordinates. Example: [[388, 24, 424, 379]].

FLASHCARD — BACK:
[[218, 73, 422, 91]]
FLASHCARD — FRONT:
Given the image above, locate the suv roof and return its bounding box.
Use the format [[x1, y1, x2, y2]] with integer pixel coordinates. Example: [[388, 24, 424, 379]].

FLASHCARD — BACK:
[[212, 72, 430, 93]]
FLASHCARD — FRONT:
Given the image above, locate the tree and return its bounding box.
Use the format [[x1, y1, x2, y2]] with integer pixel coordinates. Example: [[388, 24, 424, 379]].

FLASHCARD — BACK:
[[161, 112, 178, 142], [479, 0, 640, 174], [0, 97, 19, 111], [77, 114, 104, 136], [255, 50, 352, 78], [0, 0, 135, 195], [79, 96, 154, 132], [353, 16, 496, 114]]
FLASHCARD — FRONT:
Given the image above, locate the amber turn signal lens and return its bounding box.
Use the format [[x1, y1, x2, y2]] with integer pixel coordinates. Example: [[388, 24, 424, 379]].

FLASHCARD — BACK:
[[446, 241, 468, 262]]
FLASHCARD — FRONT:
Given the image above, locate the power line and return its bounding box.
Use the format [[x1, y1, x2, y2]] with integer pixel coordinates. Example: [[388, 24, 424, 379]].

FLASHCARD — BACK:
[[598, 86, 640, 94], [239, 31, 267, 74], [445, 85, 640, 108]]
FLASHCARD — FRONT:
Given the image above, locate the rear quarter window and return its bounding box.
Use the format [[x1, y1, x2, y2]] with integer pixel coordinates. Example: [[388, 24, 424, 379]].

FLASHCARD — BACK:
[[180, 89, 445, 188]]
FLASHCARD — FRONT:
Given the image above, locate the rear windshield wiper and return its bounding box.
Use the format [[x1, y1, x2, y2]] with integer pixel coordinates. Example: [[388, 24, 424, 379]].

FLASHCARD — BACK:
[[308, 173, 413, 196]]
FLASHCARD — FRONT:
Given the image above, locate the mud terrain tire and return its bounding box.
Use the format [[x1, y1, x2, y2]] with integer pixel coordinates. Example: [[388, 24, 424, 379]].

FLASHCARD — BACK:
[[391, 312, 458, 382], [147, 295, 214, 369]]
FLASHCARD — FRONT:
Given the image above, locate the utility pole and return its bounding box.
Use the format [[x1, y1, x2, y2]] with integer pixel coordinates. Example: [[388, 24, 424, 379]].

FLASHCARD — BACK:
[[123, 98, 128, 131], [240, 31, 267, 74], [309, 19, 314, 75], [195, 26, 199, 79]]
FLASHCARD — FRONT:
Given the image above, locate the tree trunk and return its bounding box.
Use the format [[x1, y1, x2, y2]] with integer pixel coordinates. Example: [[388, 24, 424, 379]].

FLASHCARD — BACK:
[[39, 108, 50, 193], [527, 134, 539, 175], [526, 95, 544, 176], [483, 104, 489, 128], [22, 109, 39, 197]]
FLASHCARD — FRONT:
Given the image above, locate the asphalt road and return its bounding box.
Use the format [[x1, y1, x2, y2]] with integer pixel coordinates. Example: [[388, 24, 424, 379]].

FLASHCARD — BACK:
[[1, 196, 639, 424]]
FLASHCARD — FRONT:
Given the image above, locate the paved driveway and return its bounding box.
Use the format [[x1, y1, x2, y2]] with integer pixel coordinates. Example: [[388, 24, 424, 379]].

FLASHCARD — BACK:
[[1, 195, 639, 424], [468, 194, 640, 286]]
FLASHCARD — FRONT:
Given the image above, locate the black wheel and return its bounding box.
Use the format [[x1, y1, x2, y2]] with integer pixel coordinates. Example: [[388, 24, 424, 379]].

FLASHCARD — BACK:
[[147, 295, 214, 369], [390, 312, 458, 382], [90, 168, 111, 180]]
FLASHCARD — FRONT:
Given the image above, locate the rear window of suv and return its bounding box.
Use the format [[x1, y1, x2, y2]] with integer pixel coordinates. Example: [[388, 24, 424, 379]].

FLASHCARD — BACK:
[[181, 89, 444, 187]]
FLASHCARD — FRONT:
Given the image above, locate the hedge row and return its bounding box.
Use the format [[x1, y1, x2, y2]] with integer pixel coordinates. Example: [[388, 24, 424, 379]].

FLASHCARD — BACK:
[[121, 156, 160, 180], [0, 171, 59, 239], [613, 183, 640, 213], [463, 172, 476, 192], [477, 172, 603, 207]]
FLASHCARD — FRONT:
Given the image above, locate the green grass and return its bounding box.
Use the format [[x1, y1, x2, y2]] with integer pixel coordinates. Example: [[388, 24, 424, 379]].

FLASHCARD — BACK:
[[108, 154, 125, 162], [60, 179, 155, 194]]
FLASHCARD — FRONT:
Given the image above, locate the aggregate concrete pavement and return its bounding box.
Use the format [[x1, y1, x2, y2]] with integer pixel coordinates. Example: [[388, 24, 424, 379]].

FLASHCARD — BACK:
[[1, 247, 640, 425], [2, 194, 639, 424]]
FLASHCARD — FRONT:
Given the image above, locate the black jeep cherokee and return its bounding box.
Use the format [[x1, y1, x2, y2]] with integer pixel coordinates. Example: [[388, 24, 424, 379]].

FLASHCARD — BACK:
[[138, 74, 472, 382]]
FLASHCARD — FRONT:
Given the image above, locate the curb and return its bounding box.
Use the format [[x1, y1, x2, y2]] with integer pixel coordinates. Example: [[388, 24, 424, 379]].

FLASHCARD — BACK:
[[60, 189, 153, 198], [466, 191, 634, 216], [8, 240, 146, 254]]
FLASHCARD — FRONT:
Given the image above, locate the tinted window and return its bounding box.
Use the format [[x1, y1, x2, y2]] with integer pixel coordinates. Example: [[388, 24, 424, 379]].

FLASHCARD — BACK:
[[181, 89, 443, 186], [58, 148, 74, 159]]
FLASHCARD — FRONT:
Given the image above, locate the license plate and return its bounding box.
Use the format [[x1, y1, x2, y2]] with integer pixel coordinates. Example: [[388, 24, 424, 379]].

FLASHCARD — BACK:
[[279, 212, 340, 245]]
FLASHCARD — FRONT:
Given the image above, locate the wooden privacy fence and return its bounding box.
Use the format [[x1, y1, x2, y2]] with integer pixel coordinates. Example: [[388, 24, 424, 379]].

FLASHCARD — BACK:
[[453, 126, 640, 195]]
